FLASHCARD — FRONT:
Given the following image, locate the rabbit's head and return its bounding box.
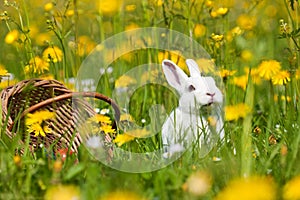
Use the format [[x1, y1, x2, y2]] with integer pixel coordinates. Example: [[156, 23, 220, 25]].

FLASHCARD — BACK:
[[162, 59, 222, 112]]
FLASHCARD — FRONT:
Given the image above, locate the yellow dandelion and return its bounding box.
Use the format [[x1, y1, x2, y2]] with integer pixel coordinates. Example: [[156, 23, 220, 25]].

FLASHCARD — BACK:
[[44, 2, 54, 11], [205, 0, 213, 7], [99, 0, 123, 16], [272, 70, 291, 85], [26, 110, 55, 126], [13, 155, 21, 166], [45, 184, 80, 200], [43, 46, 63, 63], [237, 14, 257, 30], [195, 58, 215, 74], [114, 133, 135, 146], [219, 69, 237, 78], [240, 50, 253, 62], [115, 75, 137, 88], [215, 176, 276, 200], [216, 7, 228, 16], [232, 75, 248, 90], [0, 68, 8, 76], [120, 113, 134, 122], [24, 56, 50, 74], [257, 60, 281, 80], [27, 123, 52, 137], [225, 103, 251, 121], [100, 190, 146, 200], [91, 114, 112, 125], [125, 23, 140, 31], [194, 24, 206, 38], [211, 33, 224, 42], [100, 124, 116, 134], [66, 10, 74, 17], [125, 4, 136, 12], [244, 67, 262, 85], [283, 175, 300, 200], [5, 29, 19, 44], [182, 171, 212, 196]]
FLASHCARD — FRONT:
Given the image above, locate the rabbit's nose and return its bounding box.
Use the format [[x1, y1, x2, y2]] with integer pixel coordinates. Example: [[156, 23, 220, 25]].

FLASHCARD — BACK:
[[206, 92, 215, 97]]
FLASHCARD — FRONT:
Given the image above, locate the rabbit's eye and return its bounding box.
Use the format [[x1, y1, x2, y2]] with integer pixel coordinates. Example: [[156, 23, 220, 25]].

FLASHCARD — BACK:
[[188, 84, 196, 92]]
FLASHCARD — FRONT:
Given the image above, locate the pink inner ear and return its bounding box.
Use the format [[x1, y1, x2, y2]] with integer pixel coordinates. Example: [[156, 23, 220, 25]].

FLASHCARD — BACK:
[[164, 61, 181, 85]]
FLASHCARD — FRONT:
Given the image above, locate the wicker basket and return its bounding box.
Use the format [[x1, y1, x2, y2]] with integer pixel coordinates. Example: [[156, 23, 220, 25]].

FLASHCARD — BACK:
[[0, 79, 120, 155]]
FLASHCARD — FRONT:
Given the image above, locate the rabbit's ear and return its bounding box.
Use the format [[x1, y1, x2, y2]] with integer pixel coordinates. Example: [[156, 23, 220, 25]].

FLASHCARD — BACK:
[[162, 59, 188, 91], [186, 59, 201, 77]]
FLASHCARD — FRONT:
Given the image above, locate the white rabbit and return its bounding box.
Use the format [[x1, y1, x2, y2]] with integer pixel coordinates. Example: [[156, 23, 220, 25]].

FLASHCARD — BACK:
[[161, 59, 224, 156]]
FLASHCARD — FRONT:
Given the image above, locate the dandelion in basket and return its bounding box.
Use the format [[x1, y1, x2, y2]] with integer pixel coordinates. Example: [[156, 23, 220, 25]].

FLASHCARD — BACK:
[[26, 110, 55, 137], [86, 114, 116, 135]]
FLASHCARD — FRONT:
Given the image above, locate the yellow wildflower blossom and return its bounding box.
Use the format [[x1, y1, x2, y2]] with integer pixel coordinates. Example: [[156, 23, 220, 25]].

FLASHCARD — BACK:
[[27, 123, 52, 137], [272, 70, 291, 85], [225, 103, 251, 121], [115, 75, 137, 88], [211, 33, 224, 42], [233, 75, 248, 90], [100, 124, 116, 134], [216, 7, 229, 16], [100, 190, 146, 200], [24, 56, 50, 74], [125, 23, 140, 31], [99, 0, 123, 16], [43, 46, 63, 63], [295, 69, 300, 80], [88, 114, 112, 125], [0, 68, 8, 76], [215, 176, 276, 200], [237, 14, 257, 30], [241, 50, 253, 62], [219, 69, 237, 78], [125, 4, 136, 12], [114, 133, 135, 146], [26, 110, 55, 126], [194, 24, 206, 38], [44, 2, 54, 11], [283, 175, 300, 200], [45, 184, 80, 200], [5, 29, 19, 44], [257, 60, 281, 80]]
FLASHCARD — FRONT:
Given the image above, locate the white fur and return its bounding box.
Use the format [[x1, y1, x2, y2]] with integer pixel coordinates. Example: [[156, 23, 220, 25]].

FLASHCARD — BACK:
[[161, 59, 224, 153]]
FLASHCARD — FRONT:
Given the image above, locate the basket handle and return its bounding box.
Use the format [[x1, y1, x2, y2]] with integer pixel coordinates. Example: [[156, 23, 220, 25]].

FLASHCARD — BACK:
[[8, 92, 121, 131]]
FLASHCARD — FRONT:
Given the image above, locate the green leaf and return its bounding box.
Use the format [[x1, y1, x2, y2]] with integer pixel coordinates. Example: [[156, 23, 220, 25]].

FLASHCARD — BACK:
[[63, 163, 85, 181]]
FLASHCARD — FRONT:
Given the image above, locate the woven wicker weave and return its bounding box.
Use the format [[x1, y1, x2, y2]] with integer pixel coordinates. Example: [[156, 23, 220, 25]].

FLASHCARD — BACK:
[[0, 79, 120, 155]]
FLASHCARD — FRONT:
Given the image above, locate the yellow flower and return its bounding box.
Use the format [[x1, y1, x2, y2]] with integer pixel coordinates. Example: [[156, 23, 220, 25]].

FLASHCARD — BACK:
[[5, 29, 19, 44], [225, 103, 251, 121], [241, 50, 253, 62], [233, 75, 248, 90], [44, 2, 54, 11], [257, 60, 281, 80], [182, 171, 212, 196], [237, 14, 257, 30], [89, 114, 112, 125], [13, 155, 21, 166], [272, 70, 291, 85], [195, 58, 215, 73], [26, 110, 55, 137], [244, 67, 262, 85], [216, 7, 228, 16], [27, 123, 52, 137], [100, 124, 116, 134], [26, 110, 56, 126], [125, 4, 136, 12], [215, 176, 276, 200], [115, 75, 137, 88], [114, 133, 135, 146], [100, 190, 146, 200], [99, 0, 123, 16], [45, 184, 80, 200], [194, 24, 206, 38], [24, 56, 50, 74], [219, 69, 237, 78], [211, 33, 224, 42], [43, 46, 63, 63], [0, 68, 8, 76], [283, 175, 300, 200], [125, 23, 140, 31]]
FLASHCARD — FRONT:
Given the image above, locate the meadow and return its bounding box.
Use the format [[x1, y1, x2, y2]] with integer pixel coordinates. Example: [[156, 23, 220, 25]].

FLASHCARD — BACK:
[[0, 0, 300, 199]]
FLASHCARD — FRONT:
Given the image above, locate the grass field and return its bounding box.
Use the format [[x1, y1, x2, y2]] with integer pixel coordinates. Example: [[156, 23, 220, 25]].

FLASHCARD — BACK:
[[0, 0, 300, 199]]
